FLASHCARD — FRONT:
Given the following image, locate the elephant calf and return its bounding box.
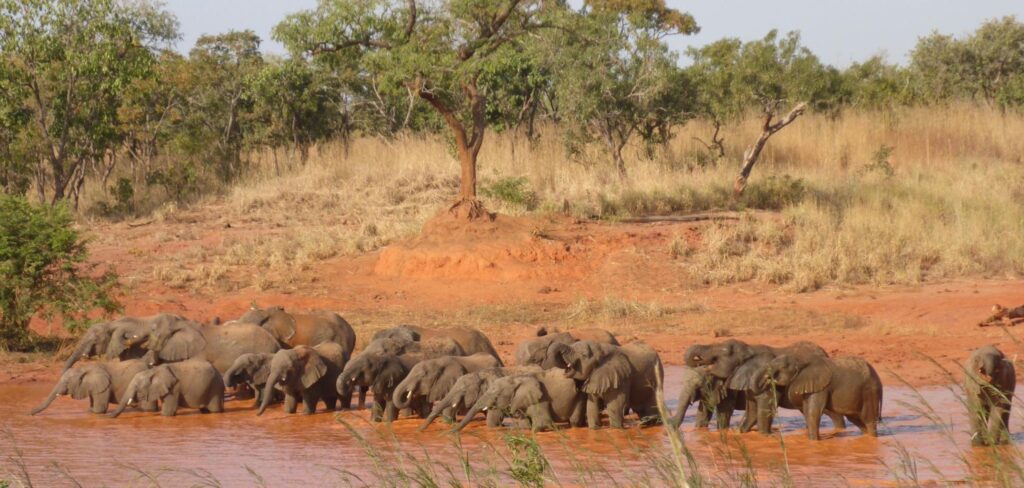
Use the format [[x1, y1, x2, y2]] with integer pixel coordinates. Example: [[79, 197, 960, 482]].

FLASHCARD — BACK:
[[109, 360, 225, 418], [554, 341, 662, 429], [669, 366, 730, 430], [258, 342, 348, 415], [391, 354, 503, 420], [31, 360, 156, 415], [765, 354, 883, 440], [223, 352, 274, 405], [418, 366, 543, 431], [455, 368, 585, 432], [514, 328, 619, 368], [965, 345, 1016, 446]]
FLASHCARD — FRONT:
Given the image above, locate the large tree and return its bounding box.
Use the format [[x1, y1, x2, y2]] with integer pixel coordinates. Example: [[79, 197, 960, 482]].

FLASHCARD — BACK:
[[275, 0, 556, 219], [0, 0, 176, 207]]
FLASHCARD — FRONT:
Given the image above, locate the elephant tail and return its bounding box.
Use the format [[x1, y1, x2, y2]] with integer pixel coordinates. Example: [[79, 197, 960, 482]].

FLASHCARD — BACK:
[[30, 376, 68, 415]]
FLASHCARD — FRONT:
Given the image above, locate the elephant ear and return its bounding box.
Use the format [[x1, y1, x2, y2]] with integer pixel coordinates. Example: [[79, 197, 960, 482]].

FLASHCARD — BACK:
[[83, 368, 112, 397], [583, 351, 632, 395], [301, 351, 328, 389], [546, 342, 571, 369], [65, 369, 91, 399], [263, 310, 297, 343], [251, 357, 272, 385], [511, 378, 543, 412], [790, 359, 833, 396], [428, 364, 464, 402], [729, 356, 769, 392], [150, 367, 177, 399], [159, 325, 206, 362]]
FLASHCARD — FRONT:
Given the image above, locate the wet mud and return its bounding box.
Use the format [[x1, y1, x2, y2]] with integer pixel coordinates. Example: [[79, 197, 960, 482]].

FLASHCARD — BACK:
[[2, 367, 1021, 486]]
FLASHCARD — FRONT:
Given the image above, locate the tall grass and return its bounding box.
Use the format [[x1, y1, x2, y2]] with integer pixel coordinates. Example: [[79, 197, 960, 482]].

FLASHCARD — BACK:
[[83, 104, 1024, 291]]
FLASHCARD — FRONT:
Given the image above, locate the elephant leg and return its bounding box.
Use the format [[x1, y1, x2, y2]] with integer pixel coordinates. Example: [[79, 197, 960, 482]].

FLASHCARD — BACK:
[[486, 409, 503, 428], [694, 401, 710, 429], [990, 402, 1012, 445], [755, 395, 774, 436], [370, 399, 384, 422], [803, 394, 826, 441], [738, 397, 757, 433], [209, 393, 225, 413], [569, 398, 586, 428], [606, 394, 628, 429], [284, 393, 298, 414], [358, 387, 367, 410], [141, 400, 159, 412], [716, 402, 734, 431], [91, 390, 111, 414], [301, 391, 318, 414], [384, 401, 399, 423], [338, 386, 351, 410], [825, 410, 847, 431], [161, 395, 180, 417], [586, 397, 602, 429], [967, 397, 989, 446]]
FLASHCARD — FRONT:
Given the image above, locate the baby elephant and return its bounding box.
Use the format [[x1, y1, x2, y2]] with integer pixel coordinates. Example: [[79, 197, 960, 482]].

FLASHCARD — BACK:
[[669, 366, 729, 429], [258, 342, 348, 415], [965, 345, 1016, 446], [765, 354, 883, 440], [109, 360, 225, 417], [223, 353, 274, 405], [391, 353, 503, 418], [31, 360, 155, 415], [455, 368, 584, 432]]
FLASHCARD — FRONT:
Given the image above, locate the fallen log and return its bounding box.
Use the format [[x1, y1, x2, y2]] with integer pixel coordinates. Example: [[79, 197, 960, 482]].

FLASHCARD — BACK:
[[977, 304, 1024, 327]]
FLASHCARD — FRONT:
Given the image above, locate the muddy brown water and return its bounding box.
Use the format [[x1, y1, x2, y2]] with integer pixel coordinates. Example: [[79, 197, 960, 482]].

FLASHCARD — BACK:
[[2, 367, 1021, 487]]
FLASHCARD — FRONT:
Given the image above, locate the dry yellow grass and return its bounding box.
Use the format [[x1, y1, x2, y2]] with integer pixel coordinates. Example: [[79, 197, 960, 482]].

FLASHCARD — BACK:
[[86, 104, 1024, 291]]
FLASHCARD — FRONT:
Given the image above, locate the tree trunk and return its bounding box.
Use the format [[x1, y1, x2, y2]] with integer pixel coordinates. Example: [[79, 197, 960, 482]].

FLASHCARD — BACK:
[[734, 102, 807, 196]]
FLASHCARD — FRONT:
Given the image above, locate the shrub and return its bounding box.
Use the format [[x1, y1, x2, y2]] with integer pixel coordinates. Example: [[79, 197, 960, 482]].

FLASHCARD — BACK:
[[0, 195, 120, 350], [482, 176, 539, 211]]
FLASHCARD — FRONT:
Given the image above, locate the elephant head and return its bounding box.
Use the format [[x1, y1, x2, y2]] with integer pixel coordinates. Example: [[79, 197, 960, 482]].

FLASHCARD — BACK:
[[337, 353, 407, 399], [142, 319, 205, 367], [455, 375, 542, 431], [63, 322, 117, 372], [109, 367, 177, 418], [554, 341, 632, 396], [372, 325, 422, 343], [392, 358, 467, 410], [764, 354, 832, 396], [969, 345, 1007, 384], [685, 340, 757, 380], [239, 306, 297, 346], [30, 366, 111, 415], [418, 371, 490, 431], [224, 353, 273, 389], [258, 346, 328, 415], [105, 321, 153, 361], [516, 332, 574, 368]]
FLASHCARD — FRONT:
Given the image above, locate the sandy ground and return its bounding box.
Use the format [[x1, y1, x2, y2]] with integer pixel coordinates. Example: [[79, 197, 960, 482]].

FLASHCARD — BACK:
[[4, 211, 1022, 387]]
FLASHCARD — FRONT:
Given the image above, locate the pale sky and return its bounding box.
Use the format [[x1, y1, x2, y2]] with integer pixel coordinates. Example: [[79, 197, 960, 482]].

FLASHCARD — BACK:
[[163, 0, 1024, 67]]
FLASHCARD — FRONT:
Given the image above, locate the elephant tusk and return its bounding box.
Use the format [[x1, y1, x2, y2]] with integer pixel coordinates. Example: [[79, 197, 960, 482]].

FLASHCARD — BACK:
[[482, 406, 488, 412], [452, 403, 458, 409], [406, 391, 412, 400], [127, 398, 134, 406]]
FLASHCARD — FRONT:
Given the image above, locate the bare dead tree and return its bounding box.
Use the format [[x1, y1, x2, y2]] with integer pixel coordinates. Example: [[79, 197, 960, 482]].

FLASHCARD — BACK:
[[734, 102, 807, 195]]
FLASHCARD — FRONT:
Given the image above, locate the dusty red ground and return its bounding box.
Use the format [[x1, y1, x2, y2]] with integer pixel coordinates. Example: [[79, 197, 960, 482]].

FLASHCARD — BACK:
[[5, 211, 1022, 387]]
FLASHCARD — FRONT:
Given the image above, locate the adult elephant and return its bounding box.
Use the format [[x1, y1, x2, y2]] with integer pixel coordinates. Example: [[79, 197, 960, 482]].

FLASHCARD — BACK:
[[336, 351, 422, 422], [238, 305, 356, 355], [257, 343, 348, 415], [62, 314, 188, 372], [109, 360, 225, 418], [515, 328, 619, 368], [552, 341, 662, 429], [138, 319, 280, 374], [455, 368, 585, 432], [373, 325, 502, 365], [30, 360, 156, 415], [391, 354, 503, 419]]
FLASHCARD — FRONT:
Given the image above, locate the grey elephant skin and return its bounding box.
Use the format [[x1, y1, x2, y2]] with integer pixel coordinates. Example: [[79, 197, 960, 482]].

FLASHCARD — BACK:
[[668, 366, 726, 429], [391, 353, 503, 419], [258, 343, 348, 415], [223, 353, 275, 405], [109, 360, 225, 417], [515, 328, 618, 368], [31, 360, 156, 415], [63, 314, 187, 372], [418, 365, 543, 431], [554, 341, 662, 429], [372, 325, 502, 365], [239, 306, 356, 355], [337, 349, 425, 422], [140, 319, 281, 374], [765, 354, 883, 440], [456, 368, 585, 432], [965, 345, 1016, 446]]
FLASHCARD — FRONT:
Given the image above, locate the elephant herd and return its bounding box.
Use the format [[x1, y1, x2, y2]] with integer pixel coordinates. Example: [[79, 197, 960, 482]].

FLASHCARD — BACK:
[[29, 307, 1016, 445]]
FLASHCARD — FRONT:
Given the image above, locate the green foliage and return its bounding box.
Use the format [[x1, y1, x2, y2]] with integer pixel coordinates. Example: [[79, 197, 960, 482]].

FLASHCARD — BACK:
[[0, 195, 120, 351], [482, 176, 538, 210], [861, 145, 896, 178], [248, 58, 342, 160], [843, 56, 912, 110], [742, 175, 807, 210], [505, 434, 549, 488]]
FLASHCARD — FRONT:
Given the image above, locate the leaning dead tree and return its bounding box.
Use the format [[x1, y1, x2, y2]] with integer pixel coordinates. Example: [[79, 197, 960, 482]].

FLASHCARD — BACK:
[[734, 101, 806, 195]]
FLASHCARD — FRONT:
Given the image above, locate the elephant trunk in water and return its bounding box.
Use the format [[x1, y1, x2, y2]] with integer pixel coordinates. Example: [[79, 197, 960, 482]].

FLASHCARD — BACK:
[[257, 371, 280, 416], [108, 382, 138, 418], [454, 401, 486, 432], [29, 376, 69, 415], [418, 400, 453, 431]]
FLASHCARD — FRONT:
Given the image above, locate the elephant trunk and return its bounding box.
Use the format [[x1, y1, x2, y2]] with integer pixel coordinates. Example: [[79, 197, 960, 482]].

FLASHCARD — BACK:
[[454, 401, 485, 432], [257, 372, 280, 416], [63, 343, 91, 373], [223, 365, 240, 388], [143, 349, 159, 367], [418, 397, 453, 432], [392, 381, 415, 410], [108, 382, 136, 418], [29, 376, 68, 415]]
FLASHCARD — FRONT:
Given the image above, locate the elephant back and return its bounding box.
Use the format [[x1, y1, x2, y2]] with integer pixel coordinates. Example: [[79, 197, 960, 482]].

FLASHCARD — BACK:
[[424, 327, 502, 365], [107, 359, 151, 400], [621, 342, 661, 405], [313, 341, 349, 374], [202, 322, 281, 374]]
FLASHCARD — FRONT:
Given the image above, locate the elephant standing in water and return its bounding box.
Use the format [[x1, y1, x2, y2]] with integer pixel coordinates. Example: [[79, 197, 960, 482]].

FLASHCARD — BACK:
[[763, 353, 883, 440], [109, 360, 225, 417], [391, 354, 503, 419], [31, 360, 156, 415], [372, 325, 503, 364], [257, 343, 348, 415], [669, 366, 727, 429], [455, 368, 585, 432], [515, 328, 619, 368], [418, 366, 542, 431], [137, 319, 280, 374], [965, 345, 1016, 446], [223, 353, 275, 405], [62, 314, 188, 372]]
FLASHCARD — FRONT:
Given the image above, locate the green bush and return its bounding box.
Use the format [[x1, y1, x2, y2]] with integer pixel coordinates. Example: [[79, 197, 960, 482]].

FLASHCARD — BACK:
[[742, 175, 808, 210], [482, 176, 539, 210], [505, 434, 549, 488], [0, 195, 120, 351]]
